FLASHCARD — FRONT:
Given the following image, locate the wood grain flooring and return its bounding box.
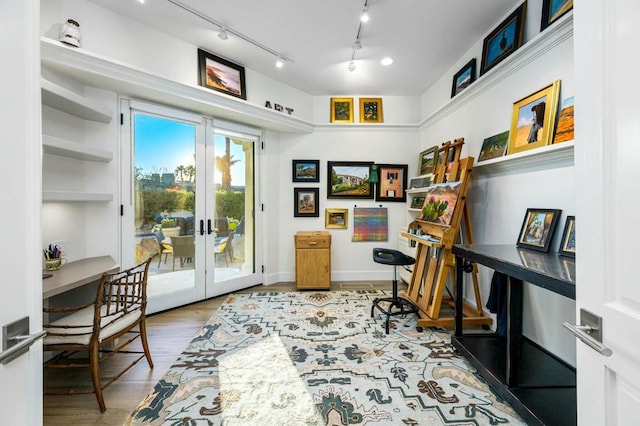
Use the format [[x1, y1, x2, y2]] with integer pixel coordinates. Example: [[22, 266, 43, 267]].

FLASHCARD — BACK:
[[43, 281, 396, 425]]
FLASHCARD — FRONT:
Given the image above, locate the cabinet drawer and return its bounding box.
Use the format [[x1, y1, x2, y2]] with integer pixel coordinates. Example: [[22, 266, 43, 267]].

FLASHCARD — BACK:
[[295, 232, 331, 249]]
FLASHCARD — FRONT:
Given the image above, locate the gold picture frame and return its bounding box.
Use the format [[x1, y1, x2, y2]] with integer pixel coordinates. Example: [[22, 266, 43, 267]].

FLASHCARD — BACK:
[[359, 98, 383, 123], [325, 208, 348, 229], [330, 98, 354, 123], [508, 80, 561, 155]]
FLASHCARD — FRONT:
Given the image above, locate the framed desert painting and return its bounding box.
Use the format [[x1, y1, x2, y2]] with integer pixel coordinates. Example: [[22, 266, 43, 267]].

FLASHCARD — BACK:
[[517, 208, 562, 252], [509, 80, 561, 155]]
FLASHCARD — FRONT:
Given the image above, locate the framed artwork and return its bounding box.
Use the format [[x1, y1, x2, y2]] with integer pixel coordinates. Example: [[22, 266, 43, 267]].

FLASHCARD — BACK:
[[293, 187, 319, 217], [553, 96, 574, 144], [325, 208, 348, 229], [509, 80, 561, 155], [292, 159, 320, 183], [375, 164, 408, 202], [330, 98, 354, 123], [420, 181, 461, 226], [410, 196, 425, 209], [541, 0, 573, 31], [352, 207, 388, 242], [359, 98, 383, 123], [478, 130, 509, 162], [480, 2, 527, 76], [451, 58, 476, 98], [197, 48, 246, 100], [517, 208, 562, 252], [409, 175, 431, 189], [327, 161, 374, 199], [558, 215, 576, 258], [418, 146, 438, 176]]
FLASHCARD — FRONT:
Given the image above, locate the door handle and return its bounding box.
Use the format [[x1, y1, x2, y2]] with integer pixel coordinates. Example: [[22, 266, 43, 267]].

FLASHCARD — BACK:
[[207, 219, 213, 235], [199, 219, 205, 236], [1, 316, 46, 365], [563, 308, 612, 357]]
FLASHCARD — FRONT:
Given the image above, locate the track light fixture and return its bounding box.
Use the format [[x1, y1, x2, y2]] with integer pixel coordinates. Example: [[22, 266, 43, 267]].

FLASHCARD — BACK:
[[218, 28, 229, 40], [348, 61, 356, 72], [360, 7, 370, 23], [275, 57, 284, 68], [353, 39, 362, 50]]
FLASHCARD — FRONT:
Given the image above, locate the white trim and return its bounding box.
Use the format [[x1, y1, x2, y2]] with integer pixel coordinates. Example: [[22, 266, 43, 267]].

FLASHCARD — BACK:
[[129, 99, 203, 124]]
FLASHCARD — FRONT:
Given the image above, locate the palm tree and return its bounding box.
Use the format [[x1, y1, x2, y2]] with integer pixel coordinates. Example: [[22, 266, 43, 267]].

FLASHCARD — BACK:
[[185, 165, 195, 182], [175, 165, 186, 182], [215, 137, 239, 192]]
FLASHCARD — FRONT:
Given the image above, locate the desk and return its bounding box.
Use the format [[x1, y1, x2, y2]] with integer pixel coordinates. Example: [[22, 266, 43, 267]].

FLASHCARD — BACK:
[[452, 244, 576, 426], [42, 255, 119, 299]]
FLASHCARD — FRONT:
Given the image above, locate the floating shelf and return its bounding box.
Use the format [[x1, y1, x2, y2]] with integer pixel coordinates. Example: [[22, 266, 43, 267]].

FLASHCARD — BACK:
[[41, 78, 112, 123], [473, 141, 574, 177], [42, 191, 113, 202], [42, 135, 112, 162]]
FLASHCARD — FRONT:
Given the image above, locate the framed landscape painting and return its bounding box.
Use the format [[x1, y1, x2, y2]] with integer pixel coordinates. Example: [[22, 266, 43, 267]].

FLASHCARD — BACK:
[[509, 80, 561, 155], [292, 159, 320, 183], [325, 208, 348, 229], [558, 215, 576, 257], [293, 187, 319, 217], [541, 0, 573, 31], [451, 59, 476, 98], [517, 208, 562, 252], [327, 161, 374, 199], [478, 131, 509, 162], [330, 98, 354, 123], [553, 96, 574, 144], [197, 48, 246, 100], [418, 146, 438, 176], [480, 2, 527, 76]]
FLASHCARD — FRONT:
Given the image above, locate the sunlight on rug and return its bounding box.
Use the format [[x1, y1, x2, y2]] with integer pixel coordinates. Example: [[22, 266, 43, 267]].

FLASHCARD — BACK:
[[125, 290, 524, 425]]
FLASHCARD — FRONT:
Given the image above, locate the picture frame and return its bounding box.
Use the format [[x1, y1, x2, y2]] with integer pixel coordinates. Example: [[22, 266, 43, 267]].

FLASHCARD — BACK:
[[480, 2, 527, 76], [451, 58, 476, 98], [375, 164, 408, 202], [553, 96, 574, 144], [197, 48, 247, 100], [558, 215, 576, 258], [359, 98, 383, 123], [509, 80, 561, 155], [517, 208, 562, 252], [327, 161, 374, 199], [330, 98, 354, 123], [418, 146, 438, 176], [325, 208, 348, 229], [292, 159, 320, 183], [410, 196, 425, 209], [293, 187, 320, 217], [541, 0, 573, 31], [478, 130, 509, 162], [409, 175, 431, 190]]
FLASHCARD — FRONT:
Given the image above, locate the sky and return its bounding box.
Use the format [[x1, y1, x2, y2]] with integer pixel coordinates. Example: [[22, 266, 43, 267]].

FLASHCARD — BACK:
[[134, 113, 246, 186]]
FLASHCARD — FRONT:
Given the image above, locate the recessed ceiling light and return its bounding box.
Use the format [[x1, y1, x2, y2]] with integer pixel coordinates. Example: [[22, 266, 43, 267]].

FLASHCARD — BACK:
[[138, 0, 145, 4], [381, 57, 393, 66]]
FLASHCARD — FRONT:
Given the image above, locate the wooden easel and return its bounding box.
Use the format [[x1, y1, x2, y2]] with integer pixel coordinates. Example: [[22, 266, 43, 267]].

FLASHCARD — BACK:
[[402, 138, 492, 328]]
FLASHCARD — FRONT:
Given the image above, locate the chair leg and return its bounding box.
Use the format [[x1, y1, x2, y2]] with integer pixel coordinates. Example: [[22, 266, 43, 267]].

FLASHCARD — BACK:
[[139, 320, 154, 368], [90, 342, 106, 413]]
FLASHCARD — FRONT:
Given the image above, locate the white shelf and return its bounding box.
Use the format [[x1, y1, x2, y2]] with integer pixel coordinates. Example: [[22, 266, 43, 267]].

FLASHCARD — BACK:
[[42, 191, 113, 202], [406, 187, 430, 194], [473, 141, 574, 177], [41, 77, 112, 123], [42, 135, 112, 162]]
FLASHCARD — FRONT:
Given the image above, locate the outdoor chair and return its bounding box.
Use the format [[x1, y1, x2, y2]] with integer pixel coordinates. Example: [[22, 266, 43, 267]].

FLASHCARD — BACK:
[[154, 231, 173, 267], [171, 235, 195, 271], [43, 258, 154, 412], [215, 232, 234, 266]]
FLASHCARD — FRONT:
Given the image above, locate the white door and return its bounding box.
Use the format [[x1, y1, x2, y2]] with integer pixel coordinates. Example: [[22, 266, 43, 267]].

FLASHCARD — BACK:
[[0, 0, 44, 424], [574, 2, 640, 424]]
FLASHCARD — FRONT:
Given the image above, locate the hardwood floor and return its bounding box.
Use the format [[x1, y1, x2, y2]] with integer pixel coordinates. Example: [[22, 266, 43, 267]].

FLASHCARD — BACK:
[[42, 281, 394, 425]]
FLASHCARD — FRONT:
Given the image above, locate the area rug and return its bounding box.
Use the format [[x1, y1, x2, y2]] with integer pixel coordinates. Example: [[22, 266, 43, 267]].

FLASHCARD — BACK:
[[126, 290, 524, 425]]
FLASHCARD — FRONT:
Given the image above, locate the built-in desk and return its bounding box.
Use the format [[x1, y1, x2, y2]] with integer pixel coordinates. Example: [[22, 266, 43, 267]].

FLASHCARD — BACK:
[[452, 244, 576, 426], [42, 255, 119, 299]]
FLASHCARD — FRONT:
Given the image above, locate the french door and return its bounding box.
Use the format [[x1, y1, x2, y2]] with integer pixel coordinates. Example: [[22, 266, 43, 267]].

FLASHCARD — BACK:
[[120, 100, 262, 313]]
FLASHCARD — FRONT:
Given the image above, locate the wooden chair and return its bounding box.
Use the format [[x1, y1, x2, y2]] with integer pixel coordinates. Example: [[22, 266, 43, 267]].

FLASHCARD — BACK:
[[43, 258, 154, 412], [171, 235, 195, 271]]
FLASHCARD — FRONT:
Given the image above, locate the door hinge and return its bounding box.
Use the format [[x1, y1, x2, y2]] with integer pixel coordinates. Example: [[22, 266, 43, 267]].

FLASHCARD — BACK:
[[261, 265, 264, 273]]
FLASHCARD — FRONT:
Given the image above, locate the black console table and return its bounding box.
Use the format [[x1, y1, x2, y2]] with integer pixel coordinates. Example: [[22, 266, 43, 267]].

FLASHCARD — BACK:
[[452, 244, 576, 426]]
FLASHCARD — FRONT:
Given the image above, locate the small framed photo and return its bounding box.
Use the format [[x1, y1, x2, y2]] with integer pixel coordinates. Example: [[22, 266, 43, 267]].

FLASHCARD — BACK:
[[330, 98, 354, 123], [541, 0, 573, 31], [197, 48, 246, 100], [480, 2, 527, 76], [410, 196, 425, 209], [292, 159, 320, 183], [327, 161, 374, 199], [418, 146, 438, 176], [325, 208, 348, 229], [375, 164, 408, 202], [509, 80, 561, 155], [553, 96, 574, 144], [478, 130, 509, 162], [451, 58, 476, 98], [517, 208, 562, 252], [359, 98, 383, 123], [558, 215, 576, 258], [293, 187, 319, 217], [409, 175, 431, 189]]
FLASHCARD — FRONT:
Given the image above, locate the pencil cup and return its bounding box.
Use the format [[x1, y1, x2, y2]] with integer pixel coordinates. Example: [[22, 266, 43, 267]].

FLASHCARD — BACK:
[[45, 258, 66, 271]]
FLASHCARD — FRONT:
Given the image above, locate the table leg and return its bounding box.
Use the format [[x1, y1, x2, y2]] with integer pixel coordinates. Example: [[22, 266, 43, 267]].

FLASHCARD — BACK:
[[506, 276, 523, 386]]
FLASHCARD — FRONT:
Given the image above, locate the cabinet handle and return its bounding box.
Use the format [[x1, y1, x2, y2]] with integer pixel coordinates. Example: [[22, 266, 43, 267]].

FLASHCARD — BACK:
[[308, 241, 318, 245]]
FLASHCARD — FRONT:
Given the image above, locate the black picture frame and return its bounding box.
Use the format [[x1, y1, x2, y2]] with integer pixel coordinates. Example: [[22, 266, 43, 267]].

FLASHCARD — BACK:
[[375, 164, 408, 202], [292, 160, 320, 183], [541, 0, 573, 31], [451, 58, 476, 98], [327, 161, 374, 199], [480, 2, 527, 76], [558, 215, 576, 257], [517, 208, 562, 252], [293, 187, 319, 217], [197, 48, 247, 100]]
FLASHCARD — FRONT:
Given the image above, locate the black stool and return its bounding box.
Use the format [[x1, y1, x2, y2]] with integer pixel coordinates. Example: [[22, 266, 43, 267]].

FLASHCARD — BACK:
[[371, 248, 420, 333]]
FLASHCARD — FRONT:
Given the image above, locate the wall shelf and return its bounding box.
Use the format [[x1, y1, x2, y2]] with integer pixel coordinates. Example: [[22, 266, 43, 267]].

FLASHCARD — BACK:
[[42, 191, 113, 202], [41, 77, 112, 123], [42, 135, 113, 162], [473, 141, 574, 177]]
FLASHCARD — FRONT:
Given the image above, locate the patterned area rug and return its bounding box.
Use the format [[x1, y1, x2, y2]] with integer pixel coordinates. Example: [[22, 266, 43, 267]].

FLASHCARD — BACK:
[[126, 290, 524, 425]]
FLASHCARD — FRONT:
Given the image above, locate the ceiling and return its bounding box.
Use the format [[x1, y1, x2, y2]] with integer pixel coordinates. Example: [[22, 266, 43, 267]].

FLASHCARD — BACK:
[[87, 0, 521, 96]]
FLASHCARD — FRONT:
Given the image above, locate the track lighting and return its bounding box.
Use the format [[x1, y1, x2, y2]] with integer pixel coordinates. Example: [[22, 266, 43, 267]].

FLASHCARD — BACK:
[[353, 39, 362, 50], [275, 57, 284, 68], [360, 7, 370, 23], [218, 28, 229, 40], [348, 61, 356, 72]]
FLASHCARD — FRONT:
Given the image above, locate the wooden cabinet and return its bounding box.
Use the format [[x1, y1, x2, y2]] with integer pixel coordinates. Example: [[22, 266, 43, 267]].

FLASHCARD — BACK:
[[295, 231, 331, 289]]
